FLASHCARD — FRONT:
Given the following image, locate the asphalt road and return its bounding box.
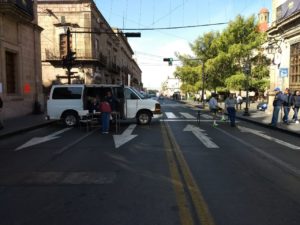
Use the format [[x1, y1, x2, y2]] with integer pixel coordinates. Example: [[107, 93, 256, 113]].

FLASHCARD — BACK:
[[0, 99, 299, 225]]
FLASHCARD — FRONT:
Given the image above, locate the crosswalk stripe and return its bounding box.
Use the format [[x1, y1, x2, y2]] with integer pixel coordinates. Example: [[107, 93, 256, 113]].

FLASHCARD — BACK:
[[200, 114, 213, 119], [165, 112, 177, 119], [180, 112, 196, 119]]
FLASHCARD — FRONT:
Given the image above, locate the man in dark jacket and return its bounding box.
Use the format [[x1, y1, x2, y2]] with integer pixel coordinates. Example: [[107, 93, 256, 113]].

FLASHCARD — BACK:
[[270, 87, 285, 127], [282, 88, 293, 124], [292, 90, 300, 124]]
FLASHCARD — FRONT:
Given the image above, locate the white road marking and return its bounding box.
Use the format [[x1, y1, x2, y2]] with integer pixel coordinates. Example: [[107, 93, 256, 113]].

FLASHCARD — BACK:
[[180, 112, 196, 119], [201, 114, 213, 119], [113, 124, 137, 148], [15, 128, 72, 151], [238, 126, 300, 150], [165, 112, 178, 119], [183, 124, 219, 148], [216, 127, 300, 177]]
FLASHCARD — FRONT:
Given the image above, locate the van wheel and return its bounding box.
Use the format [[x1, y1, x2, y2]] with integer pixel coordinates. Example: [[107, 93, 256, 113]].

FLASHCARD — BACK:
[[62, 112, 78, 126], [137, 111, 152, 125]]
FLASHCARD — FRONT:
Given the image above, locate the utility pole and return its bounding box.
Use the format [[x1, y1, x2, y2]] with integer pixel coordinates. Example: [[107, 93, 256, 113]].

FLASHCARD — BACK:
[[201, 61, 206, 108]]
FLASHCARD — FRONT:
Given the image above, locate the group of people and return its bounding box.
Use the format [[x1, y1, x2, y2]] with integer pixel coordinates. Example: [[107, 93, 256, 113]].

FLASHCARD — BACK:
[[270, 87, 300, 127], [208, 87, 300, 128], [87, 91, 117, 134], [208, 93, 237, 127]]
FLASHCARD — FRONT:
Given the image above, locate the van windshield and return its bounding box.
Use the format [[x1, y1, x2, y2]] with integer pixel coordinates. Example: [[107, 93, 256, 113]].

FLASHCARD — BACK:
[[131, 87, 145, 99]]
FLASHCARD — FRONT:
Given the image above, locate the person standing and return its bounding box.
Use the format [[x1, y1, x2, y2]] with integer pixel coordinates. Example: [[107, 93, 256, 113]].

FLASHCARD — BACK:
[[105, 91, 117, 112], [282, 88, 293, 124], [0, 96, 3, 129], [208, 93, 220, 127], [99, 97, 112, 134], [236, 94, 243, 110], [292, 90, 300, 124], [270, 87, 285, 127], [225, 93, 237, 127]]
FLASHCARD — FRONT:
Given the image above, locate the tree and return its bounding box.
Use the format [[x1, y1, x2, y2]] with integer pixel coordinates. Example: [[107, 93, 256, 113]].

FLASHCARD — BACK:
[[175, 14, 269, 94]]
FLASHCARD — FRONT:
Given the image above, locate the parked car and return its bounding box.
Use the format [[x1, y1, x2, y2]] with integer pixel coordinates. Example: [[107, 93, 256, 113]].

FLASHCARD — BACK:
[[257, 102, 268, 111], [46, 84, 162, 126]]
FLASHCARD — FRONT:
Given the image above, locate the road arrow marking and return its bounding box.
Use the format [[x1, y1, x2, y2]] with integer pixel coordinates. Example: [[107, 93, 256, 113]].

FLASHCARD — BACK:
[[238, 126, 300, 150], [183, 124, 219, 149], [113, 124, 137, 149], [15, 128, 72, 151]]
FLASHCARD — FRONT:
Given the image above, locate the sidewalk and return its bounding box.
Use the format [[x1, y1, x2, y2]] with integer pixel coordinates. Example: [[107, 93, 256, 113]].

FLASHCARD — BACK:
[[0, 113, 55, 139], [183, 100, 300, 136]]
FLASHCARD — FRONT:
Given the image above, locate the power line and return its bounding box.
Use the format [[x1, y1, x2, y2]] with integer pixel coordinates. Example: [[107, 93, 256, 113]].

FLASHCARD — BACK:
[[120, 22, 228, 31]]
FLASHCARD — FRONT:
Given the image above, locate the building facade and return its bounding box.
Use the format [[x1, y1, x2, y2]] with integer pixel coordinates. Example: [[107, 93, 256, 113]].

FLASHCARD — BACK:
[[37, 0, 142, 90], [268, 0, 300, 92], [0, 0, 43, 119]]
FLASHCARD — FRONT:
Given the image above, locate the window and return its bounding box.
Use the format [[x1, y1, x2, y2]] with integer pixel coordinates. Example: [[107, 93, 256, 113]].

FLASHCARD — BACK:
[[52, 87, 82, 99], [124, 88, 139, 99], [5, 51, 17, 94], [290, 43, 300, 90]]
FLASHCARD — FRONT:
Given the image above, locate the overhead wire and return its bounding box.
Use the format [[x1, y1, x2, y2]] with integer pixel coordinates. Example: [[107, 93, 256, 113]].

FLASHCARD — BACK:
[[119, 22, 228, 31]]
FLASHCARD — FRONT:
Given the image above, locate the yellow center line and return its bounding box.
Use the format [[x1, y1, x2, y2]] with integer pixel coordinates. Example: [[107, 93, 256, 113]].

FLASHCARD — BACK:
[[161, 122, 215, 225]]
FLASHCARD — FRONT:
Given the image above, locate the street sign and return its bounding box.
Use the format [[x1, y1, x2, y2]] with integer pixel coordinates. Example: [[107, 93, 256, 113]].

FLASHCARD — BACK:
[[279, 68, 288, 77]]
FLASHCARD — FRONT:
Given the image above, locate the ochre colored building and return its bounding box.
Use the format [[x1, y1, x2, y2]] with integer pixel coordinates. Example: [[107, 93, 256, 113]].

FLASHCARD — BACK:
[[0, 0, 43, 119], [37, 0, 142, 89]]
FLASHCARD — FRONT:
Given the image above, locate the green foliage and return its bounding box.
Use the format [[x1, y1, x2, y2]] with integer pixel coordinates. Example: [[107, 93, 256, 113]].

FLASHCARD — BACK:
[[175, 14, 270, 95], [225, 73, 246, 90]]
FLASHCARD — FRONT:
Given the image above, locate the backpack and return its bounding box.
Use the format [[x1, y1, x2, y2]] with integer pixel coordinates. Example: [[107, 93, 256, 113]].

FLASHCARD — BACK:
[[99, 101, 111, 113]]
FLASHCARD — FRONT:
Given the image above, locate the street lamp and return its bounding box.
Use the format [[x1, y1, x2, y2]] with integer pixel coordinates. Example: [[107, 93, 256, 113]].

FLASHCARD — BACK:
[[243, 58, 251, 116]]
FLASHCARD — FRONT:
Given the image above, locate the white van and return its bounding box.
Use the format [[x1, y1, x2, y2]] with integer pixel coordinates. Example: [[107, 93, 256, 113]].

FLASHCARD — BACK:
[[46, 84, 162, 126]]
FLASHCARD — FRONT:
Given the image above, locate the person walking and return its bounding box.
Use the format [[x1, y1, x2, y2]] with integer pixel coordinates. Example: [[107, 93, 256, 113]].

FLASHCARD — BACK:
[[225, 93, 237, 127], [270, 87, 285, 127], [282, 88, 293, 124], [292, 90, 300, 124], [208, 93, 220, 127], [0, 96, 3, 129]]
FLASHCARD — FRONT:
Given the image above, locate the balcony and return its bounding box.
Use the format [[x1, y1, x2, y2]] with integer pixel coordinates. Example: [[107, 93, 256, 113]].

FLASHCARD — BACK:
[[43, 48, 109, 68], [0, 0, 34, 21]]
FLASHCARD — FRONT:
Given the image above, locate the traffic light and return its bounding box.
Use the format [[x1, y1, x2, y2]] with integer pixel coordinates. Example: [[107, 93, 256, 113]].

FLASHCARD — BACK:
[[163, 58, 173, 66], [68, 51, 76, 62], [60, 34, 68, 58]]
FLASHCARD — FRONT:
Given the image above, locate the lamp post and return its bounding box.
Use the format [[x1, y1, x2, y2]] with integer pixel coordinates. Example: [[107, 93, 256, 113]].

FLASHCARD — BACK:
[[243, 58, 251, 116], [201, 61, 206, 108]]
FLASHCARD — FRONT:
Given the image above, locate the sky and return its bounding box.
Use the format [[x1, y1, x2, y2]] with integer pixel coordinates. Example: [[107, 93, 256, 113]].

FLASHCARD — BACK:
[[95, 0, 272, 90]]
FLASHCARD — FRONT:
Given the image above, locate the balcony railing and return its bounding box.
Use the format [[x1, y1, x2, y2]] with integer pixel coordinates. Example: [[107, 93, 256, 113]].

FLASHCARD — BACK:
[[43, 48, 110, 68]]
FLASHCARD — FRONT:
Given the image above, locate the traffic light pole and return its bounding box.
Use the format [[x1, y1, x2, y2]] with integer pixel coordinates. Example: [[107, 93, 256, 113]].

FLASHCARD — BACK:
[[66, 28, 71, 84]]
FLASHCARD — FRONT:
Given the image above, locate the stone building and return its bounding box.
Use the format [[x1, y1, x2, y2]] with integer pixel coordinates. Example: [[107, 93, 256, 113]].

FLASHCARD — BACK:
[[267, 0, 300, 92], [0, 0, 43, 119], [37, 0, 142, 90]]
